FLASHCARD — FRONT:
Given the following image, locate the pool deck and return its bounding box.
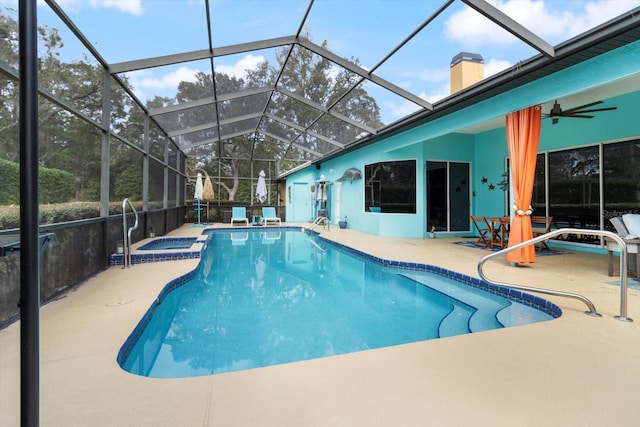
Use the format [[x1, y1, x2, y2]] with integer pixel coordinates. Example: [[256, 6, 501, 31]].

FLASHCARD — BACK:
[[2, 224, 640, 426]]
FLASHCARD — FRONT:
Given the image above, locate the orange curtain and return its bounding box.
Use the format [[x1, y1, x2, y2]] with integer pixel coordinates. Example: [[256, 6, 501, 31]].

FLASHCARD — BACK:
[[505, 106, 542, 264]]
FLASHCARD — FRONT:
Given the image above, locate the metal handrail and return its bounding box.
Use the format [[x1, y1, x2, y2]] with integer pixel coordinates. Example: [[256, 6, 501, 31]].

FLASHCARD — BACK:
[[122, 198, 139, 269], [478, 228, 633, 322], [307, 215, 329, 231]]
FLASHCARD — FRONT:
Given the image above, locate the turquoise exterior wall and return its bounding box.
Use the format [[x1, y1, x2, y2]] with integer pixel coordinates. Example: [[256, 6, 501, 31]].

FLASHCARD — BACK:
[[286, 40, 640, 238]]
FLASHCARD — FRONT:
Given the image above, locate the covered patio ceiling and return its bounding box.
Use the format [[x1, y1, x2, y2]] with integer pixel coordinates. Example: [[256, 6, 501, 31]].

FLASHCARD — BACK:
[[41, 0, 640, 175]]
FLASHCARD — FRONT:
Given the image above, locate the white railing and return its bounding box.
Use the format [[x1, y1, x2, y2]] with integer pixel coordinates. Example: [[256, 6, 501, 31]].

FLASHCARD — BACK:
[[121, 198, 139, 269]]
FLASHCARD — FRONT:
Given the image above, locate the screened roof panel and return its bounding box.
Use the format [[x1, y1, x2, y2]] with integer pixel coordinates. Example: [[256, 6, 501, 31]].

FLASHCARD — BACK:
[[153, 103, 217, 134], [220, 139, 254, 159], [42, 1, 212, 63], [209, 0, 306, 47], [307, 115, 351, 148], [301, 0, 446, 70], [260, 118, 298, 142], [212, 49, 282, 95], [265, 93, 323, 128], [182, 142, 217, 163], [216, 92, 272, 122], [279, 44, 334, 105], [219, 117, 262, 140], [173, 127, 219, 149], [27, 0, 640, 175], [257, 135, 291, 162]]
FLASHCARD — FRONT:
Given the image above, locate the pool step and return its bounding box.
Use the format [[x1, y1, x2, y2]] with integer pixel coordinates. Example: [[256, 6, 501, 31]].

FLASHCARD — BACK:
[[399, 272, 506, 333], [438, 304, 474, 337]]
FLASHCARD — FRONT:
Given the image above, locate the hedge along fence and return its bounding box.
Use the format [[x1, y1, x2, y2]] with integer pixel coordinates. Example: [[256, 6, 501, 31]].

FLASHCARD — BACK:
[[0, 200, 148, 230], [0, 159, 75, 205]]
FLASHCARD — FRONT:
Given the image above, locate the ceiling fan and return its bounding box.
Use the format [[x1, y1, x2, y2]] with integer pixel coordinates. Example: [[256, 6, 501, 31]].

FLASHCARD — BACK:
[[545, 100, 617, 124]]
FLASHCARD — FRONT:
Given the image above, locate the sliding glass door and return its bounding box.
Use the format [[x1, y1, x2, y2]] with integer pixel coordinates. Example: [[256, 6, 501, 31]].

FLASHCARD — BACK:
[[426, 161, 470, 232]]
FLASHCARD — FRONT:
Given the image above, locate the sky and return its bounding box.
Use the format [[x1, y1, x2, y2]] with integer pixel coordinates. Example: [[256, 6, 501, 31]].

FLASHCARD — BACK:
[[10, 0, 640, 124]]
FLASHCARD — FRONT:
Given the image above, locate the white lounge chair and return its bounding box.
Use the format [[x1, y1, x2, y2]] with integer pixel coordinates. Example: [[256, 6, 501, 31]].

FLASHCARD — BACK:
[[230, 207, 248, 226], [262, 207, 281, 226]]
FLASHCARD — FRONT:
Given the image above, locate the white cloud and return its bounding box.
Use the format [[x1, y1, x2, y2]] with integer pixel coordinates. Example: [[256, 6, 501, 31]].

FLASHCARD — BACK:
[[54, 0, 144, 15], [128, 54, 267, 101], [89, 0, 143, 15], [444, 0, 640, 46], [382, 101, 420, 122], [128, 66, 201, 101], [421, 84, 452, 104], [215, 54, 265, 79], [139, 66, 200, 89], [484, 58, 513, 78], [383, 83, 450, 121], [569, 0, 640, 36]]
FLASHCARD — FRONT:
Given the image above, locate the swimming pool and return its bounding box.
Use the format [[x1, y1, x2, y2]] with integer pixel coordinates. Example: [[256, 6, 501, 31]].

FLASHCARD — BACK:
[[118, 228, 559, 378]]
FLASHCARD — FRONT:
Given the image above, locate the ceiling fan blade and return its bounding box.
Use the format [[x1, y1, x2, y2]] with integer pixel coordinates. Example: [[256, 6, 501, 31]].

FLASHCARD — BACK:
[[565, 114, 595, 119], [568, 106, 617, 114], [561, 100, 603, 115]]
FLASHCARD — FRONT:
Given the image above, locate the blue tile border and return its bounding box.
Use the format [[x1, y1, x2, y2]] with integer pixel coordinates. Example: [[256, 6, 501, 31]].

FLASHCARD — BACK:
[[109, 250, 202, 266], [308, 230, 563, 319]]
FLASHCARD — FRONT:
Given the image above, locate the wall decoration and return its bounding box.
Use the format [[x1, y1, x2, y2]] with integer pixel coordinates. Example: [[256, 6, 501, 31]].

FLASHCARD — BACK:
[[336, 167, 362, 183]]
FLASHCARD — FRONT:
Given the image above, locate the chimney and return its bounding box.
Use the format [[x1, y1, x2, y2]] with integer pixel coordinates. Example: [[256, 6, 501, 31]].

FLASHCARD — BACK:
[[450, 52, 484, 94]]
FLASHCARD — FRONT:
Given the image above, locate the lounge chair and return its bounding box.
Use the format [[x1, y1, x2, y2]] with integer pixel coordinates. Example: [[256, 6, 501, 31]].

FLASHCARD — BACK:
[[230, 207, 248, 226], [262, 207, 281, 226]]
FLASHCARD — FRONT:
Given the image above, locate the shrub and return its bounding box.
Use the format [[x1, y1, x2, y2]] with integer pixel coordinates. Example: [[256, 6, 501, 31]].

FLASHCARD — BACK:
[[0, 159, 75, 204]]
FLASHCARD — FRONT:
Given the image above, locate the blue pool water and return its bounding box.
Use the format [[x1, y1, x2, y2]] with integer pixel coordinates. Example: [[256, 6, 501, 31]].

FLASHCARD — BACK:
[[137, 237, 197, 250], [118, 228, 558, 378]]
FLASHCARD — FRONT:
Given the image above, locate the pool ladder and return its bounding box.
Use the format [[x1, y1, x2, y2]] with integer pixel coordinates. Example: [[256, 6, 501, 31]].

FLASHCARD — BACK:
[[307, 215, 330, 231], [122, 198, 139, 269], [477, 228, 632, 322]]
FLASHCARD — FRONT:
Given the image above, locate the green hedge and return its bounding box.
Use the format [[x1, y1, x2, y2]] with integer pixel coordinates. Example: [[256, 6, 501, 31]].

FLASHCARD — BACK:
[[0, 159, 20, 204], [0, 201, 145, 230], [0, 159, 75, 204]]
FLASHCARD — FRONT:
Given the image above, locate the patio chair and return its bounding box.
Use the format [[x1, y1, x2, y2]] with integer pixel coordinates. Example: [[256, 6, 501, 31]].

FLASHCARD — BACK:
[[489, 216, 510, 249], [606, 216, 640, 276], [262, 207, 281, 226], [531, 216, 554, 251], [230, 207, 248, 226], [470, 215, 491, 247]]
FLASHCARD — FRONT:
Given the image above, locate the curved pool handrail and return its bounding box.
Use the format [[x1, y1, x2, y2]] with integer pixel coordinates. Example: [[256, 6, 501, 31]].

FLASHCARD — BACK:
[[478, 228, 632, 322], [122, 198, 139, 269]]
